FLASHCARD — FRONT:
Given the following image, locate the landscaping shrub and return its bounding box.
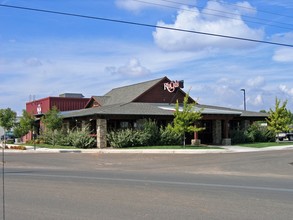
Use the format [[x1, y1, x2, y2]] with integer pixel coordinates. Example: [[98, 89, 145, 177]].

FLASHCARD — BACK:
[[245, 123, 275, 143], [230, 123, 275, 144], [230, 130, 248, 144], [41, 129, 66, 146], [107, 121, 183, 148], [137, 119, 160, 146], [35, 127, 96, 148], [56, 130, 72, 146], [107, 129, 141, 148], [69, 128, 96, 149], [159, 125, 181, 145]]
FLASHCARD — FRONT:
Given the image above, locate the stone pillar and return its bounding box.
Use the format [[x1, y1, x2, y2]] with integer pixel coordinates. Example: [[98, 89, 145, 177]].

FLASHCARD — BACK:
[[243, 120, 250, 130], [96, 119, 107, 148], [222, 119, 231, 145], [222, 138, 231, 145], [212, 120, 222, 145]]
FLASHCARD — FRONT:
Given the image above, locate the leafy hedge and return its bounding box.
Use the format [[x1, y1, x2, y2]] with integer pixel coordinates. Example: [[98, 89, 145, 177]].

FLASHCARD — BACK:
[[40, 127, 96, 148], [69, 128, 96, 149], [159, 124, 181, 145], [107, 120, 181, 148], [107, 129, 141, 148], [230, 122, 275, 145]]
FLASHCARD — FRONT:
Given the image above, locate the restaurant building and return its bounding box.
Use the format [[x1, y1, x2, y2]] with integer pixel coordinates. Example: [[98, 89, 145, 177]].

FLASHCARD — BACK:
[[26, 76, 267, 148]]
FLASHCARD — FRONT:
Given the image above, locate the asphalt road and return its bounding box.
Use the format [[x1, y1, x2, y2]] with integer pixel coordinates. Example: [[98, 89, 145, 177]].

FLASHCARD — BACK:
[[1, 151, 293, 220]]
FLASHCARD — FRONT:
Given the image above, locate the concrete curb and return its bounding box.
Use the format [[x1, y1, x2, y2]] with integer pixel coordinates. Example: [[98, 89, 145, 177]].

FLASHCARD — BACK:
[[2, 144, 293, 154]]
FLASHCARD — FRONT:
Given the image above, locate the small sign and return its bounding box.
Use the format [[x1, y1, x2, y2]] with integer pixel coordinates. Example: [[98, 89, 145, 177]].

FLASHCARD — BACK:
[[163, 80, 184, 93], [37, 104, 42, 114]]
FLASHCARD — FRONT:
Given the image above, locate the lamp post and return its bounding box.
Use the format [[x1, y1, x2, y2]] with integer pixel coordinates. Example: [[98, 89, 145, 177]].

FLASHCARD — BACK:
[[240, 89, 246, 111]]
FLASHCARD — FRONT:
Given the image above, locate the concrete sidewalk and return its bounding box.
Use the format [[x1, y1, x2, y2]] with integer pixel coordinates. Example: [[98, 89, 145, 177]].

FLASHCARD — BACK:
[[2, 144, 293, 154]]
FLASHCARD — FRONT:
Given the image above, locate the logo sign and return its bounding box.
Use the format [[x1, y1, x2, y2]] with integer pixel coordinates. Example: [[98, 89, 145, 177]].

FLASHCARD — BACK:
[[37, 104, 42, 114], [163, 80, 184, 93]]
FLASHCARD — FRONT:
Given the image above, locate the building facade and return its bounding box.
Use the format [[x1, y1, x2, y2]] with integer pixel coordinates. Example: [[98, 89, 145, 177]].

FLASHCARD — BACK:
[[24, 93, 90, 141], [26, 76, 267, 147]]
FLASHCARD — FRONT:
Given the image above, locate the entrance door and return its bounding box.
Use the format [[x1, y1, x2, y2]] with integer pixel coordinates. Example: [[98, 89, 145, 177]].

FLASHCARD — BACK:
[[198, 120, 213, 144]]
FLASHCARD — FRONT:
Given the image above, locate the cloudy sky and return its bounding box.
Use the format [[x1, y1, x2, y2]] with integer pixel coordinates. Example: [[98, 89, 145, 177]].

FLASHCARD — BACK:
[[0, 0, 293, 115]]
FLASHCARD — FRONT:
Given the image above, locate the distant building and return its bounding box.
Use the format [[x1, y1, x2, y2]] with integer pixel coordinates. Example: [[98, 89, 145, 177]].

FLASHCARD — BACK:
[[24, 93, 90, 141], [26, 93, 90, 116]]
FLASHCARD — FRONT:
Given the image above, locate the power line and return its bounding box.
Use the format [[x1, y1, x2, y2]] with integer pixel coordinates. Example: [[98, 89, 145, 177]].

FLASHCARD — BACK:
[[207, 0, 293, 19], [0, 4, 293, 48], [132, 0, 293, 30], [162, 0, 293, 19]]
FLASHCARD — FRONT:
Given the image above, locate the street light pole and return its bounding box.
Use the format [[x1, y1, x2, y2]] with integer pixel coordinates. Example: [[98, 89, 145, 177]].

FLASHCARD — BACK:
[[240, 89, 246, 111]]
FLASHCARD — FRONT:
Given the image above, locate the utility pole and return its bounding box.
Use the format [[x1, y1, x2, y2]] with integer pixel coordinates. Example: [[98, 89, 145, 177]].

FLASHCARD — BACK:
[[240, 89, 246, 111]]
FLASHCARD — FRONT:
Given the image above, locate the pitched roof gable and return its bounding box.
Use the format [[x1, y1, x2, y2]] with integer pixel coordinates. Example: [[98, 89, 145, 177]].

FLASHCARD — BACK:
[[85, 96, 110, 108], [102, 77, 167, 105]]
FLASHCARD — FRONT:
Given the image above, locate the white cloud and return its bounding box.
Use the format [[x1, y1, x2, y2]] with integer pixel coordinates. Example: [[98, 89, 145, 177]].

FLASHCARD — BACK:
[[271, 32, 293, 62], [24, 57, 43, 67], [115, 0, 194, 12], [153, 1, 264, 51], [249, 94, 263, 106], [235, 1, 257, 15], [279, 84, 293, 96], [273, 48, 293, 62], [246, 76, 265, 88], [106, 58, 151, 77], [115, 0, 147, 12]]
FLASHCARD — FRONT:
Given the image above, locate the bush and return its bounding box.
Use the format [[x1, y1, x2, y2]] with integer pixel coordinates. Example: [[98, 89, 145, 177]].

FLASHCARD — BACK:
[[159, 125, 181, 145], [230, 123, 275, 144], [107, 120, 161, 148], [107, 121, 182, 148], [56, 130, 72, 146], [41, 129, 66, 146], [137, 119, 160, 146], [69, 128, 96, 149], [107, 129, 141, 148], [230, 129, 248, 145]]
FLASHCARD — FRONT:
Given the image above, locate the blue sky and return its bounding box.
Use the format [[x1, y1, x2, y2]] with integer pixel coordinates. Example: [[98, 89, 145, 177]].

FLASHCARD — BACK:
[[0, 0, 293, 115]]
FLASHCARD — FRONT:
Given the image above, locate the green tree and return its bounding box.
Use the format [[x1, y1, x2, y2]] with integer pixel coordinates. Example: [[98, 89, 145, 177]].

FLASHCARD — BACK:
[[170, 93, 204, 146], [266, 98, 291, 135], [0, 108, 17, 145], [41, 106, 63, 146], [288, 110, 293, 126], [41, 106, 62, 131], [0, 108, 17, 132], [14, 110, 35, 138]]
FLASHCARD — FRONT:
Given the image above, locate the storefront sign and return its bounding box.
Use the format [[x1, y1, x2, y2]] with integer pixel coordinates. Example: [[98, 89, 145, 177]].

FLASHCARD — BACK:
[[37, 104, 42, 114], [163, 80, 183, 93]]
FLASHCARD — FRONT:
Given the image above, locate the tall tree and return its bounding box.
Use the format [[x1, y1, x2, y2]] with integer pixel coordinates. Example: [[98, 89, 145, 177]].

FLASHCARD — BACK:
[[41, 106, 62, 131], [14, 110, 36, 138], [266, 98, 291, 135], [288, 110, 293, 126], [171, 93, 204, 146], [0, 108, 17, 132], [0, 108, 17, 145]]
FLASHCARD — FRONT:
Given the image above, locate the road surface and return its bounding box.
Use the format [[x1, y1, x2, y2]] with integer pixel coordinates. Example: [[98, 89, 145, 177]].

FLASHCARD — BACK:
[[1, 150, 293, 219]]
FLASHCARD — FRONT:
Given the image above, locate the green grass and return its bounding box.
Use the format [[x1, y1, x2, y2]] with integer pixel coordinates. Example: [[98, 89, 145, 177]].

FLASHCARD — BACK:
[[237, 142, 293, 148]]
